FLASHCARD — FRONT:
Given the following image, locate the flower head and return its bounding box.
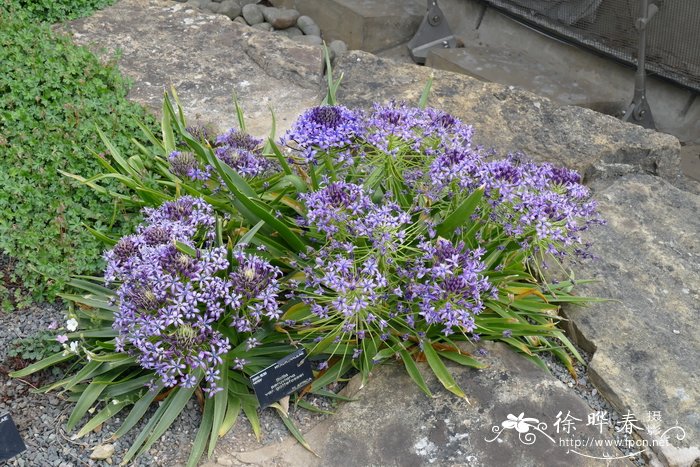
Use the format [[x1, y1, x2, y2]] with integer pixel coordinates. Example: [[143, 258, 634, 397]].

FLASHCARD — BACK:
[[283, 105, 364, 164]]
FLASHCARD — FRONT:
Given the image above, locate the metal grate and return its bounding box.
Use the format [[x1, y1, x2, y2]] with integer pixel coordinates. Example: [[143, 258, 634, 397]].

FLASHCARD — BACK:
[[479, 0, 700, 92]]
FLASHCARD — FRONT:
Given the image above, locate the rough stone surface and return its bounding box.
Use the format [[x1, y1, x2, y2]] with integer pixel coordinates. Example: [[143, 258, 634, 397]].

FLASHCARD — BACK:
[[262, 6, 300, 29], [216, 0, 240, 19], [296, 14, 320, 37], [245, 33, 324, 89], [63, 0, 321, 137], [292, 34, 322, 46], [332, 51, 684, 187], [241, 3, 263, 25], [563, 174, 700, 466], [216, 343, 631, 466]]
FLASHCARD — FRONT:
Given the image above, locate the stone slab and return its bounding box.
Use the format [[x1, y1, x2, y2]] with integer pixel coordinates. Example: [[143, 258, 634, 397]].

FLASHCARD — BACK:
[[294, 0, 424, 52], [63, 0, 322, 138], [564, 174, 700, 466], [681, 144, 700, 182], [215, 343, 632, 466], [333, 51, 684, 186]]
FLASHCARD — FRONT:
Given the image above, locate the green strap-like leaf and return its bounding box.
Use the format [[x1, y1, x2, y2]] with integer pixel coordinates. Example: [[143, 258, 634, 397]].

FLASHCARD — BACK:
[[208, 363, 229, 457], [67, 369, 127, 431], [436, 187, 484, 238], [218, 393, 241, 437], [241, 401, 262, 441], [96, 126, 141, 180], [110, 381, 164, 442], [76, 400, 130, 438], [133, 378, 201, 460], [9, 352, 74, 378], [398, 347, 432, 397], [187, 397, 215, 467], [271, 403, 318, 456], [418, 75, 434, 109], [421, 342, 467, 400], [437, 350, 488, 369]]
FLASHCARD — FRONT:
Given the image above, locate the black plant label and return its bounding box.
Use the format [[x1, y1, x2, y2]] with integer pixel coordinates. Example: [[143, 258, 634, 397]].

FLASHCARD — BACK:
[[250, 348, 314, 409], [0, 413, 26, 461]]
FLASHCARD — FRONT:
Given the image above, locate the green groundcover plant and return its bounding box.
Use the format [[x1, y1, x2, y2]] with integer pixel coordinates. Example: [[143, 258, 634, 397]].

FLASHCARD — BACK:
[[0, 3, 157, 306], [2, 0, 117, 23], [12, 79, 604, 464]]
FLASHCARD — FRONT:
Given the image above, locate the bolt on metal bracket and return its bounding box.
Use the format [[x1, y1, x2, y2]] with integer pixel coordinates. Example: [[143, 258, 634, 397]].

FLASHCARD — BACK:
[[408, 0, 457, 65]]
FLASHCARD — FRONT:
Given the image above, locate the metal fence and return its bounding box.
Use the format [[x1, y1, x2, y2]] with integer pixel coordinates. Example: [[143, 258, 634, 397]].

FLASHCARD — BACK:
[[479, 0, 700, 92]]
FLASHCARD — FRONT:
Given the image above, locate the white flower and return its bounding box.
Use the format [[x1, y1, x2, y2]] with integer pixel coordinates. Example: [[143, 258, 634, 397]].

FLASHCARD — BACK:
[[66, 318, 79, 332], [69, 341, 80, 354], [112, 400, 120, 405]]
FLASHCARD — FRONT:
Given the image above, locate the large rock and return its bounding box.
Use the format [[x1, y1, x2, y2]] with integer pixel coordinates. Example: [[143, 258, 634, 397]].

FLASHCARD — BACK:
[[216, 0, 241, 19], [63, 0, 322, 137], [216, 343, 631, 466], [332, 51, 684, 187], [262, 7, 300, 29], [563, 174, 700, 466], [241, 3, 264, 25]]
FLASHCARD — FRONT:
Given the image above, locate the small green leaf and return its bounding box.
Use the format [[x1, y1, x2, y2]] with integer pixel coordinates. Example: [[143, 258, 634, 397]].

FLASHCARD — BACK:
[[418, 75, 434, 109]]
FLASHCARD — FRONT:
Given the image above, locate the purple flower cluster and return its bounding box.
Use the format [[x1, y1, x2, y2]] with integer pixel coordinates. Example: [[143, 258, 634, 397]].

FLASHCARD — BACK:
[[301, 182, 411, 253], [215, 128, 277, 177], [300, 244, 392, 341], [105, 196, 281, 396], [365, 102, 475, 154], [282, 105, 364, 164], [403, 239, 495, 336], [474, 155, 602, 257], [168, 151, 211, 181]]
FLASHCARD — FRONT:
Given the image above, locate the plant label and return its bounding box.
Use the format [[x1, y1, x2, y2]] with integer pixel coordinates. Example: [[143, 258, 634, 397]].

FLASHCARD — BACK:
[[250, 348, 313, 409], [0, 412, 26, 461]]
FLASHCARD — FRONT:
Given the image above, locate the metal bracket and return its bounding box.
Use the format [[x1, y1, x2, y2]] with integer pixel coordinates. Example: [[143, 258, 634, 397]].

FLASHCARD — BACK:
[[408, 0, 457, 65], [621, 0, 658, 129]]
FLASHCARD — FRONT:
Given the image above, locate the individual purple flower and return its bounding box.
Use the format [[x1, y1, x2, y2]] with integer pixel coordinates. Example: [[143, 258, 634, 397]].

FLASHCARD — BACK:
[[56, 334, 68, 344]]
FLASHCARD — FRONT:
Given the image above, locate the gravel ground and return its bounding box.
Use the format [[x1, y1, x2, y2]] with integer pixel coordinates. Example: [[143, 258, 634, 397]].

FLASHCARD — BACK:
[[541, 346, 648, 466], [0, 300, 335, 467]]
